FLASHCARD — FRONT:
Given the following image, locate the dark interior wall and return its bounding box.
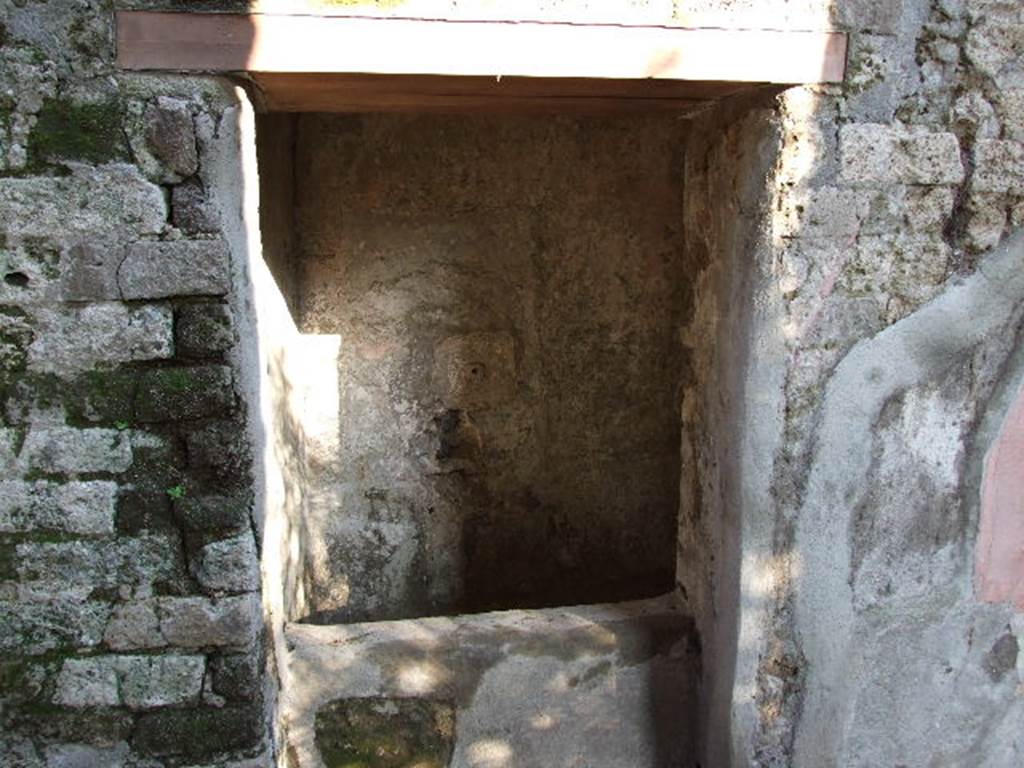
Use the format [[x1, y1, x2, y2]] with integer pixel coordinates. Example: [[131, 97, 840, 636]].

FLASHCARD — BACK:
[[267, 112, 690, 622]]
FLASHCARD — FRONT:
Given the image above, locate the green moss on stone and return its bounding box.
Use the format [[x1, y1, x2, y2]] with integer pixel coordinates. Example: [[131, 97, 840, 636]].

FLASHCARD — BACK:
[[315, 698, 455, 768], [27, 97, 127, 167]]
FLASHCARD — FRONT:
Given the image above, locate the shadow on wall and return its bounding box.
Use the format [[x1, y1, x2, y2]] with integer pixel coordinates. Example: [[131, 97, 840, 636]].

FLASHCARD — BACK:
[[254, 109, 691, 627]]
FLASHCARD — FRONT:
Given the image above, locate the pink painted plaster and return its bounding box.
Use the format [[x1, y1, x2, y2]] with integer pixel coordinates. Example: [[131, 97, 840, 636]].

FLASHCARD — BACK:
[[977, 383, 1024, 610]]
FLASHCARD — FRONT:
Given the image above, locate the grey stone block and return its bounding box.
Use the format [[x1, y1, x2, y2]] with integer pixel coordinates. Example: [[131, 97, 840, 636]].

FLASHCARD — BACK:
[[172, 178, 220, 234], [144, 97, 199, 182], [192, 533, 260, 594], [103, 600, 165, 651], [27, 303, 173, 373], [158, 594, 260, 648], [185, 421, 251, 487], [118, 240, 230, 300], [0, 480, 117, 534], [175, 302, 234, 357], [20, 427, 132, 474], [132, 705, 263, 759], [16, 535, 186, 591], [0, 599, 111, 655], [176, 494, 252, 534], [54, 654, 204, 710], [134, 365, 234, 422]]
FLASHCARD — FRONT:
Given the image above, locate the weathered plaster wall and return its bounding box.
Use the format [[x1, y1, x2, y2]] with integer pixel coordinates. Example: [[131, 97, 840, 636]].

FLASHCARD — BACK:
[[676, 1, 1024, 766], [275, 113, 689, 622], [0, 3, 269, 767]]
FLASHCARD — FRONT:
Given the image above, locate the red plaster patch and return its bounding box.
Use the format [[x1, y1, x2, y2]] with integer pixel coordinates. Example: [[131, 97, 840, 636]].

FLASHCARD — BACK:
[[977, 384, 1024, 609]]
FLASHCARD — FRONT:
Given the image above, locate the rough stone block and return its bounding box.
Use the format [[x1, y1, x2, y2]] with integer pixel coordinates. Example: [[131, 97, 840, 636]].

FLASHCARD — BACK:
[[904, 187, 955, 233], [16, 535, 186, 591], [43, 743, 130, 768], [132, 705, 263, 759], [0, 480, 117, 534], [104, 601, 165, 651], [177, 494, 252, 534], [1000, 89, 1024, 142], [192, 533, 260, 594], [172, 178, 220, 234], [54, 654, 203, 711], [123, 655, 206, 710], [143, 97, 199, 182], [780, 186, 872, 239], [186, 422, 251, 487], [20, 427, 132, 474], [972, 140, 1024, 195], [52, 658, 120, 708], [0, 599, 111, 655], [118, 240, 230, 300], [897, 132, 964, 185], [115, 487, 177, 534], [964, 193, 1009, 253], [838, 123, 897, 186], [59, 242, 122, 302], [27, 303, 173, 373], [135, 365, 234, 422], [175, 302, 235, 357], [158, 594, 260, 648], [0, 165, 166, 245], [209, 652, 262, 702]]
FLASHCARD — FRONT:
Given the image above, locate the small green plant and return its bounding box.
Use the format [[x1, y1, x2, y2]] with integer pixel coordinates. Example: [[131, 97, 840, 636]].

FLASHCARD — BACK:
[[166, 484, 186, 500], [114, 420, 130, 430]]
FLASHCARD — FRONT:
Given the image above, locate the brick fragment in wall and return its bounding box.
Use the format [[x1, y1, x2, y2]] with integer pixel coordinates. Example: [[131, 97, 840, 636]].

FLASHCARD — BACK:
[[15, 534, 187, 591], [54, 655, 205, 710], [19, 426, 132, 474], [126, 96, 199, 184], [118, 240, 231, 300], [26, 303, 173, 374], [172, 177, 220, 234], [0, 598, 111, 655], [0, 480, 117, 534], [191, 533, 260, 594], [0, 165, 166, 243], [972, 140, 1024, 195], [134, 365, 234, 422], [175, 302, 235, 357], [132, 705, 264, 759]]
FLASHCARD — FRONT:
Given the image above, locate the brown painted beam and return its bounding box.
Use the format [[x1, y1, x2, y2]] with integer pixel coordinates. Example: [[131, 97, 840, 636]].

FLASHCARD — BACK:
[[248, 73, 752, 114], [117, 11, 846, 85]]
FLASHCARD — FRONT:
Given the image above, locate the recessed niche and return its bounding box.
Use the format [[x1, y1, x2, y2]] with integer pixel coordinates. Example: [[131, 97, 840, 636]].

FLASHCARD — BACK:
[[256, 111, 690, 623]]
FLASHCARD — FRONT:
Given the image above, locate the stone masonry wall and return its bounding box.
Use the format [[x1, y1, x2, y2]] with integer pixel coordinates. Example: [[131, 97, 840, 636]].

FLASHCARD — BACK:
[[0, 3, 267, 766], [1, 1, 1023, 767]]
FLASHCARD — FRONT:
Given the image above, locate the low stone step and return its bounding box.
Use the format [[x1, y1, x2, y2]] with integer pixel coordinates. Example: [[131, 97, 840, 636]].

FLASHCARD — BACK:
[[282, 594, 699, 767]]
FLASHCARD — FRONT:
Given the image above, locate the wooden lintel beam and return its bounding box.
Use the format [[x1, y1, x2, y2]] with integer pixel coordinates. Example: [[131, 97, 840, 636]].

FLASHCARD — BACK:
[[117, 11, 847, 85]]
